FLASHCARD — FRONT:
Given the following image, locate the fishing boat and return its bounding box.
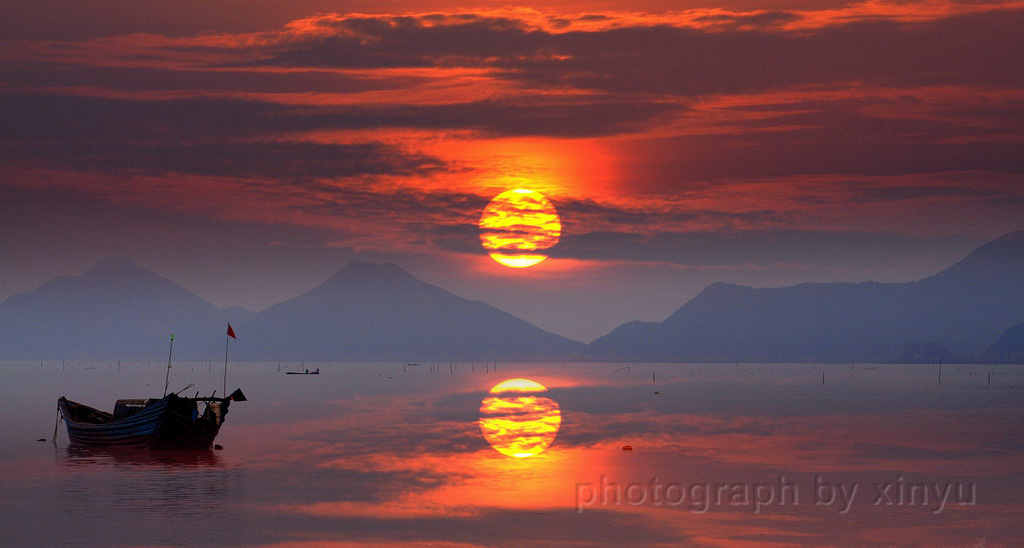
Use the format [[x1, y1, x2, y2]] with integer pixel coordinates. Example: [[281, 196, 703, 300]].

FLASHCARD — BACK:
[[56, 326, 246, 449], [57, 389, 246, 449]]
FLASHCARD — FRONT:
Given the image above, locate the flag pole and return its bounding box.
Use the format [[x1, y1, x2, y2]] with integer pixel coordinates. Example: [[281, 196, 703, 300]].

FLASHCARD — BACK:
[[163, 333, 175, 397], [223, 329, 229, 397]]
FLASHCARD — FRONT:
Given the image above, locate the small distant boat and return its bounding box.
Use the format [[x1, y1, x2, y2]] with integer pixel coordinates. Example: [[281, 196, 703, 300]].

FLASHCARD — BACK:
[[57, 389, 246, 449], [286, 369, 319, 375]]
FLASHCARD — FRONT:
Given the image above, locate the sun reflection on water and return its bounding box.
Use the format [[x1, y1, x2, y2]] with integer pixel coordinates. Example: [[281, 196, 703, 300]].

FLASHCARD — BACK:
[[479, 378, 561, 457]]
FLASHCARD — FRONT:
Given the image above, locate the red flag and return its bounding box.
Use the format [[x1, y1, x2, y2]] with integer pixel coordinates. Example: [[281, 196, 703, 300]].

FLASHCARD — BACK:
[[227, 324, 236, 339]]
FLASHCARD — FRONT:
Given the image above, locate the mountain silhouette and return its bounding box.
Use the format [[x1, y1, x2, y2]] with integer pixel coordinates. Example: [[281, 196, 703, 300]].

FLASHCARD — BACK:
[[0, 258, 584, 361], [589, 230, 1024, 362], [978, 323, 1024, 363], [231, 261, 585, 360], [6, 231, 1023, 362], [0, 257, 245, 359]]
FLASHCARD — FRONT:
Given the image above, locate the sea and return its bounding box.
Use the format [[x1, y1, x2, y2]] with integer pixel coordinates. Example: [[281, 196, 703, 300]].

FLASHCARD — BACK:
[[1, 360, 1023, 546]]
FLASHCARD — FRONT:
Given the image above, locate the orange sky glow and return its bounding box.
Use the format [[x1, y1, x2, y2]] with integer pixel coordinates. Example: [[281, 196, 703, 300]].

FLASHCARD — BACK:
[[1, 0, 1022, 339]]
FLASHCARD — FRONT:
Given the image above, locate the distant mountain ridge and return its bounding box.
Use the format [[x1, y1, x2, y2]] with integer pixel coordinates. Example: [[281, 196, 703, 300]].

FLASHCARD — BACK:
[[0, 258, 583, 360], [3, 230, 1024, 362], [0, 257, 247, 359], [231, 261, 585, 360], [589, 230, 1024, 362]]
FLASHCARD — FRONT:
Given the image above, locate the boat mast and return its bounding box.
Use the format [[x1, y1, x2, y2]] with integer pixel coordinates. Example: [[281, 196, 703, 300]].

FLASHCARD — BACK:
[[163, 333, 175, 397], [224, 330, 229, 396]]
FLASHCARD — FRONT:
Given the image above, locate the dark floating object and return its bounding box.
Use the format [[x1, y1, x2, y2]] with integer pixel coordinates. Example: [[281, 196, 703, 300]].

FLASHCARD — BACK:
[[622, 445, 633, 451], [57, 388, 247, 449], [286, 368, 319, 375], [214, 444, 223, 450], [37, 438, 46, 442], [654, 391, 660, 394]]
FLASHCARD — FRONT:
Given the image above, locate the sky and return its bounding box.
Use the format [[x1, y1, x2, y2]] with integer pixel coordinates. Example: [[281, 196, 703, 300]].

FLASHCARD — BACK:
[[1, 0, 1023, 342]]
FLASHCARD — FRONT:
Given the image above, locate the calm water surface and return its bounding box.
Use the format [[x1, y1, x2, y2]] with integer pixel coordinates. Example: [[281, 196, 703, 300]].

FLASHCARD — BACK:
[[2, 361, 1023, 546]]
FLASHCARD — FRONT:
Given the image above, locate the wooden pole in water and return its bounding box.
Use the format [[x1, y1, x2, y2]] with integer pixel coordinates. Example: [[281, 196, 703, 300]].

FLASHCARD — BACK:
[[163, 334, 175, 397]]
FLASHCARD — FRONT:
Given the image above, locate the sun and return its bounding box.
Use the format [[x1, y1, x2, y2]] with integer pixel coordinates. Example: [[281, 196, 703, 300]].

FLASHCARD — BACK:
[[479, 189, 561, 268], [479, 378, 561, 458]]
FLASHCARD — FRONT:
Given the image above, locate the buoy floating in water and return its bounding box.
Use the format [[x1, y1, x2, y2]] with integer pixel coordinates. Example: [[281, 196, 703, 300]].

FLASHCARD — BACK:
[[622, 445, 633, 451]]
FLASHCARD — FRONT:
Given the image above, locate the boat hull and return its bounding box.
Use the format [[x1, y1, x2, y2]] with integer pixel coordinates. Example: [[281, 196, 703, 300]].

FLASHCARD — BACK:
[[58, 393, 233, 449]]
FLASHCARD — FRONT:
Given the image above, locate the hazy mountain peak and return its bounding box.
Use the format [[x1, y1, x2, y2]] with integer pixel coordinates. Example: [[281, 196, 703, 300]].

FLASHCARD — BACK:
[[86, 256, 145, 275], [936, 229, 1024, 280], [592, 229, 1024, 361], [324, 260, 420, 286], [0, 256, 227, 359], [233, 259, 585, 360], [993, 229, 1024, 242], [76, 257, 182, 292]]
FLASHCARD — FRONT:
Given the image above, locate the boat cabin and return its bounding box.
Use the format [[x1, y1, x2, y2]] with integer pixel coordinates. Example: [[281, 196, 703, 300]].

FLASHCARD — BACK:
[[113, 399, 158, 419]]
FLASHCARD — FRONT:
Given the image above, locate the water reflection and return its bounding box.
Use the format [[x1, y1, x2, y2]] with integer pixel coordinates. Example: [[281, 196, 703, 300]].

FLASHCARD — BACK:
[[51, 445, 239, 545], [479, 378, 561, 457], [249, 363, 1024, 545], [59, 445, 222, 468], [2, 362, 1024, 545]]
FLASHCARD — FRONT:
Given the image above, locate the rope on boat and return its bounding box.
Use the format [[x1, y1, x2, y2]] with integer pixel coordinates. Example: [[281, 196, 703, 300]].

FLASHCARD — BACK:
[[52, 401, 63, 444]]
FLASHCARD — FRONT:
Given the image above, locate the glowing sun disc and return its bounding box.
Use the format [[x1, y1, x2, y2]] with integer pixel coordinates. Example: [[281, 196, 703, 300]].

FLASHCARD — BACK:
[[479, 189, 561, 268], [479, 378, 561, 458]]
